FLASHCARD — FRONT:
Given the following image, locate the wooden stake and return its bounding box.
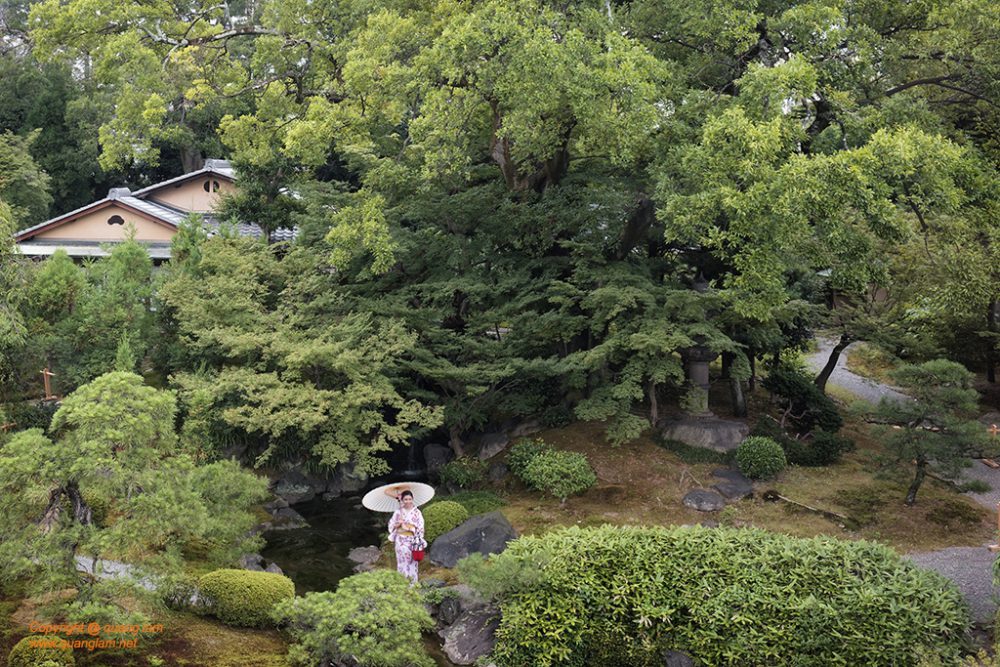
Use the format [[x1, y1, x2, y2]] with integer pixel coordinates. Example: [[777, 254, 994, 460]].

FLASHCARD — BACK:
[[40, 367, 57, 400]]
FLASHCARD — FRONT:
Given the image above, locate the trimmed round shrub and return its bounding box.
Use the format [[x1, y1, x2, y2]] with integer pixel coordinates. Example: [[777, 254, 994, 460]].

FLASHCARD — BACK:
[[439, 457, 487, 489], [460, 525, 969, 667], [751, 417, 851, 467], [423, 500, 469, 542], [440, 490, 506, 516], [735, 436, 787, 479], [507, 438, 552, 478], [8, 636, 74, 667], [273, 570, 434, 667], [198, 569, 295, 627], [521, 449, 596, 502]]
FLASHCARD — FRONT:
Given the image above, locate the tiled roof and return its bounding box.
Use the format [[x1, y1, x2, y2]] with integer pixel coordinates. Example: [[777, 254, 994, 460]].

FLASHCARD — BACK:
[[130, 159, 237, 197]]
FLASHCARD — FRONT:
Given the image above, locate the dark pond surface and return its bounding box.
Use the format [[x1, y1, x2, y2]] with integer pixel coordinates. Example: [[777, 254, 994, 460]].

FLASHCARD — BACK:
[[260, 495, 458, 667], [261, 495, 384, 594]]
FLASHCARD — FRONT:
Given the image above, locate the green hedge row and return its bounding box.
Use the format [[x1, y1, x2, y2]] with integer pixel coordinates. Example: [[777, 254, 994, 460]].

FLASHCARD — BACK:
[[460, 525, 969, 667]]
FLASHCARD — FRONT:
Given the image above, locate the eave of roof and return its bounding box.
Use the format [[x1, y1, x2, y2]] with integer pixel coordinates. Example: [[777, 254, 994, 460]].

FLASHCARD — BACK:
[[130, 161, 236, 198], [14, 197, 183, 242]]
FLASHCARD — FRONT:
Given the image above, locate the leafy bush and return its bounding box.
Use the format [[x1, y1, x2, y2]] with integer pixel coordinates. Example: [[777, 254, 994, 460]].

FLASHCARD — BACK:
[[8, 636, 74, 667], [735, 436, 787, 479], [273, 570, 434, 667], [763, 365, 843, 434], [423, 500, 470, 542], [507, 438, 552, 477], [752, 416, 850, 467], [198, 569, 295, 627], [439, 490, 506, 515], [462, 525, 969, 667], [439, 457, 487, 489], [521, 450, 596, 503]]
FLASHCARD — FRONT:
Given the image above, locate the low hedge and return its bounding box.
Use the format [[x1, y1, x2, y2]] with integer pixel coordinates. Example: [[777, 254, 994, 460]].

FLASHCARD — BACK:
[[423, 500, 470, 542], [8, 636, 74, 667], [198, 569, 295, 627], [459, 525, 969, 666], [507, 439, 552, 477]]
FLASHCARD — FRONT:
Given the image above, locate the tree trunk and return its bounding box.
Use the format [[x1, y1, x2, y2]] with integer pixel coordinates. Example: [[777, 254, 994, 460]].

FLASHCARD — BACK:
[[179, 146, 204, 174], [66, 481, 93, 525], [814, 333, 853, 394], [647, 379, 659, 426], [988, 301, 998, 384], [748, 351, 757, 392], [905, 458, 927, 506], [730, 378, 747, 418], [720, 351, 733, 380], [448, 425, 466, 457]]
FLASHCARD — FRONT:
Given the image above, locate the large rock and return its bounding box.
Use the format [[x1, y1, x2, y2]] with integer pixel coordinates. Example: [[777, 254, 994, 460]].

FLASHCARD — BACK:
[[682, 489, 726, 512], [424, 443, 453, 476], [711, 468, 753, 500], [661, 416, 749, 453], [272, 470, 318, 504], [325, 462, 370, 498], [438, 606, 500, 665], [347, 545, 382, 573], [508, 419, 543, 439], [478, 433, 510, 460], [429, 512, 518, 568], [662, 649, 697, 667], [268, 507, 308, 530]]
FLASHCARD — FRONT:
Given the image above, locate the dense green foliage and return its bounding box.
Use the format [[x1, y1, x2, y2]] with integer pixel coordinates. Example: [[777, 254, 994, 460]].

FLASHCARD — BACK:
[[439, 457, 488, 490], [422, 501, 470, 543], [273, 570, 434, 667], [198, 569, 295, 628], [507, 438, 553, 478], [430, 491, 507, 516], [753, 417, 852, 467], [763, 366, 844, 434], [735, 436, 787, 480], [7, 636, 74, 667], [865, 359, 994, 504], [459, 525, 969, 667], [0, 372, 268, 617], [520, 450, 597, 503]]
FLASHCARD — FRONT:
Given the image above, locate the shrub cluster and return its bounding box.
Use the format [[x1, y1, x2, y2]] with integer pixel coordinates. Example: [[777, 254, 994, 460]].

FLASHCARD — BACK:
[[439, 490, 506, 516], [461, 525, 969, 667], [273, 570, 434, 667], [507, 438, 552, 477], [735, 436, 787, 479], [752, 416, 852, 467], [8, 636, 74, 667], [423, 500, 470, 542], [763, 365, 843, 433], [521, 450, 596, 503], [198, 569, 295, 627], [439, 457, 487, 489]]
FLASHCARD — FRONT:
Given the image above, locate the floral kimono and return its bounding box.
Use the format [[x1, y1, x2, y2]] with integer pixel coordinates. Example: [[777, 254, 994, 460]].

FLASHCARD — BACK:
[[388, 506, 425, 584]]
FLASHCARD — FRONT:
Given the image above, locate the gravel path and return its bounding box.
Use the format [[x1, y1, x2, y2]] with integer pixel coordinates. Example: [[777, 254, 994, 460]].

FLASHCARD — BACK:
[[805, 337, 1000, 624], [803, 337, 909, 405]]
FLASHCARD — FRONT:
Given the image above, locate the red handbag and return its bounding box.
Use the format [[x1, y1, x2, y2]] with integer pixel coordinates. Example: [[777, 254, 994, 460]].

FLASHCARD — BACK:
[[411, 548, 425, 562]]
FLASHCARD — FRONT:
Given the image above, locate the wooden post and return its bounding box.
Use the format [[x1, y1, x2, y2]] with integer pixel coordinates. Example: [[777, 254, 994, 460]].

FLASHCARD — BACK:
[[40, 367, 57, 400], [989, 502, 1000, 552], [0, 422, 15, 433]]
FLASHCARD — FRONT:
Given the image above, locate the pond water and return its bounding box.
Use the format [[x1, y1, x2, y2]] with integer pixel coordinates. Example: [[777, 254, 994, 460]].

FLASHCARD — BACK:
[[261, 495, 459, 667]]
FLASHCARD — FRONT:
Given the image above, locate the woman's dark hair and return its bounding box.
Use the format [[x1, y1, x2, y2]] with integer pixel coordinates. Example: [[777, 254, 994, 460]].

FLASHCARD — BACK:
[[400, 490, 414, 499]]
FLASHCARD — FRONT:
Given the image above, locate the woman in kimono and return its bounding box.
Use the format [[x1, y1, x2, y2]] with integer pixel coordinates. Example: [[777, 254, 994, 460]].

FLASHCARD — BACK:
[[388, 489, 425, 584]]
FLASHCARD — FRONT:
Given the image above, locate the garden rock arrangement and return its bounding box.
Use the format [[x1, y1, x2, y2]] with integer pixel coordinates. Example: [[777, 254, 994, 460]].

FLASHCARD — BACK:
[[429, 511, 518, 567], [660, 415, 749, 453], [682, 467, 753, 511], [347, 545, 382, 573], [682, 488, 726, 512]]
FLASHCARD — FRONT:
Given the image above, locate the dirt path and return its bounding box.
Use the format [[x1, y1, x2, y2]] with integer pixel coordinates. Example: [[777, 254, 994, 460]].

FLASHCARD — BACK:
[[806, 337, 999, 624]]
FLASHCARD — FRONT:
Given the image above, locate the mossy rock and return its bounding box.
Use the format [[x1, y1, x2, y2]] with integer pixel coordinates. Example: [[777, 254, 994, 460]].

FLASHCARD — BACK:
[[8, 636, 74, 667], [198, 569, 295, 627]]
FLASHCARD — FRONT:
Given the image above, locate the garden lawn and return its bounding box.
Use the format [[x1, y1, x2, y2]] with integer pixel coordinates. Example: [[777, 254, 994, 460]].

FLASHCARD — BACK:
[[497, 417, 994, 554]]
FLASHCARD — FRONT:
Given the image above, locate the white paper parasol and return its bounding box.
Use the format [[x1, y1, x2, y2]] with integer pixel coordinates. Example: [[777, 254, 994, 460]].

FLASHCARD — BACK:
[[362, 481, 435, 512]]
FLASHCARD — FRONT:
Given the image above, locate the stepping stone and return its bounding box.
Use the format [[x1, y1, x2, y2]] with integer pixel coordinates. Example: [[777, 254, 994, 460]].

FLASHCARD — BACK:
[[711, 468, 753, 500], [682, 489, 726, 512]]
